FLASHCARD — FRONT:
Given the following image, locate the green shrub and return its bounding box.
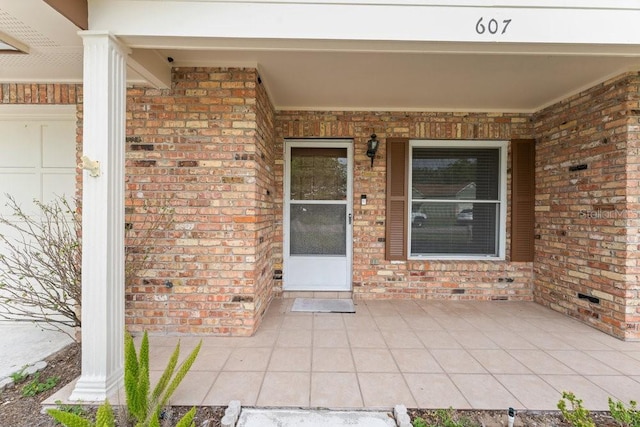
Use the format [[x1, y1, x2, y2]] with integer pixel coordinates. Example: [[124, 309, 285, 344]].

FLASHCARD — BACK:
[[53, 400, 87, 418], [433, 408, 475, 427], [411, 408, 476, 427], [557, 391, 596, 427], [48, 399, 115, 427], [412, 417, 427, 427], [21, 372, 59, 397], [609, 398, 640, 427], [9, 366, 29, 384]]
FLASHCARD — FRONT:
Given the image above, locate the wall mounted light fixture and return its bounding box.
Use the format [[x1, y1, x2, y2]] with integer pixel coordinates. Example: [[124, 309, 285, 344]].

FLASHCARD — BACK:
[[366, 134, 379, 167]]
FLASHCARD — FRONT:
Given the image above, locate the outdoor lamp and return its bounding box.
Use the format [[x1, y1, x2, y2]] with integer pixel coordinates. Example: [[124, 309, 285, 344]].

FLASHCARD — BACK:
[[366, 133, 379, 167]]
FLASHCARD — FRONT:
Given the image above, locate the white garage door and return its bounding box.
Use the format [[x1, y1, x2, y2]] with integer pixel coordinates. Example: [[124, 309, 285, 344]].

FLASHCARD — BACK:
[[0, 105, 76, 215], [0, 105, 77, 322]]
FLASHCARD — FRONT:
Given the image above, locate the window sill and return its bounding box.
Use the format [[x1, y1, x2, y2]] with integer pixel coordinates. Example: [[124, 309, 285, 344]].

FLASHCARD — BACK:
[[408, 255, 505, 262]]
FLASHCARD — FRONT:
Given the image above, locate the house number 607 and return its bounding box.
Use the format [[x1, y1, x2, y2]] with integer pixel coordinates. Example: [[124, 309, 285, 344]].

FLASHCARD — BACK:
[[475, 17, 512, 35]]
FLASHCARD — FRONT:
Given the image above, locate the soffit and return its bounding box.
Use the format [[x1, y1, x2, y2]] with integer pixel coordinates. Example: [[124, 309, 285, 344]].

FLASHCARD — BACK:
[[0, 0, 83, 82]]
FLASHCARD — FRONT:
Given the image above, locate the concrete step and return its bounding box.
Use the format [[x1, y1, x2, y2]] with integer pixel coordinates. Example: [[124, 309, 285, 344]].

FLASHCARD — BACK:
[[236, 408, 397, 427]]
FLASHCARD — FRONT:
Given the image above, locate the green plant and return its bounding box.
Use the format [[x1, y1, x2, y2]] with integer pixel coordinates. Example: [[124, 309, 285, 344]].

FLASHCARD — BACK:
[[125, 331, 201, 427], [609, 398, 640, 426], [53, 400, 87, 418], [174, 407, 196, 427], [411, 408, 475, 427], [48, 399, 116, 427], [0, 195, 81, 339], [557, 391, 596, 427], [21, 372, 60, 397], [10, 366, 29, 384], [0, 194, 173, 341], [431, 408, 474, 427], [412, 416, 428, 427], [48, 331, 201, 427]]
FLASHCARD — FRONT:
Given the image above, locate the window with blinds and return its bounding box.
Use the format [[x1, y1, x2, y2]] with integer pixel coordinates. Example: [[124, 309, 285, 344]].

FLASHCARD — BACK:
[[408, 141, 507, 259]]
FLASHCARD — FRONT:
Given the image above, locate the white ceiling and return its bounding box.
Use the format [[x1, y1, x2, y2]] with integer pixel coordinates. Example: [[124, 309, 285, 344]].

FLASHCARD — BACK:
[[156, 46, 640, 112], [1, 0, 639, 113]]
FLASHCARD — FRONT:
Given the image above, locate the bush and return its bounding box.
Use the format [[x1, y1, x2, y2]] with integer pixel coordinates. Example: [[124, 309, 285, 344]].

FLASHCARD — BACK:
[[557, 391, 596, 427], [609, 398, 640, 427], [0, 194, 173, 341], [0, 195, 81, 339]]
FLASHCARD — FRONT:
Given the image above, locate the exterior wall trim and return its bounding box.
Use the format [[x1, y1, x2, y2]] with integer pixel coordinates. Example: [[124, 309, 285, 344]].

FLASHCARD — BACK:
[[0, 105, 76, 120], [90, 1, 640, 46]]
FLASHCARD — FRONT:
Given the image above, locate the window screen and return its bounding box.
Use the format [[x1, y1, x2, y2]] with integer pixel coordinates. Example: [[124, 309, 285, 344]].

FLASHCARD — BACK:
[[410, 144, 503, 257]]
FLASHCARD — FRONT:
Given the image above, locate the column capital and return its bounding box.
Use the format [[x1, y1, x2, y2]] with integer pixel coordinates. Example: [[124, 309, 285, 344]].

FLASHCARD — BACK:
[[78, 30, 131, 56]]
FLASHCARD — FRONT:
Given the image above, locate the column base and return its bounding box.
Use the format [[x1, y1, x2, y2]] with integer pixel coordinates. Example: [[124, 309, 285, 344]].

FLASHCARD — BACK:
[[69, 367, 123, 402]]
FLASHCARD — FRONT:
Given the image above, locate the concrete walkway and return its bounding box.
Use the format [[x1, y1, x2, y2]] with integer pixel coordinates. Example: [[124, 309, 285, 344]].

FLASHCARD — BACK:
[[0, 321, 73, 380]]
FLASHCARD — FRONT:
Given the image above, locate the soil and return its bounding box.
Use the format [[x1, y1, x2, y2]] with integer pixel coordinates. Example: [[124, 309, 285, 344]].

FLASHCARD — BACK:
[[0, 343, 224, 427], [0, 344, 619, 426], [407, 408, 618, 426]]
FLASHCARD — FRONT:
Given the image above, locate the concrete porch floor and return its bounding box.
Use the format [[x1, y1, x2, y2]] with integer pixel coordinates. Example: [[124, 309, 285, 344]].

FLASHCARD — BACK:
[[48, 299, 640, 411]]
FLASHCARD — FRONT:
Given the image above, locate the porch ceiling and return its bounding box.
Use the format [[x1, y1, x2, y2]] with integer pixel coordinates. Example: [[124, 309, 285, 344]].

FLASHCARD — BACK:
[[151, 43, 640, 113], [1, 0, 640, 113]]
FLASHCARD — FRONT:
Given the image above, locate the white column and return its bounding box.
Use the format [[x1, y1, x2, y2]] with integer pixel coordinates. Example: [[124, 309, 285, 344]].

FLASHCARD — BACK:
[[70, 31, 129, 402]]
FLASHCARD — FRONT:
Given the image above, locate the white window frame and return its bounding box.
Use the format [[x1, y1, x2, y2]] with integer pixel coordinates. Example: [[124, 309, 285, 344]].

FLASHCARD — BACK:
[[408, 139, 507, 261]]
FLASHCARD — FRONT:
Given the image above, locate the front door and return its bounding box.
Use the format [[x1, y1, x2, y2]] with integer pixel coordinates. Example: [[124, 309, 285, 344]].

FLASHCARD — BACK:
[[284, 140, 353, 291]]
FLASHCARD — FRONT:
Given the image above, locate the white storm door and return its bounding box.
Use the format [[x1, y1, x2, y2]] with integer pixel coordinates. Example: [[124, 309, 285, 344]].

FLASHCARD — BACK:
[[284, 140, 353, 291]]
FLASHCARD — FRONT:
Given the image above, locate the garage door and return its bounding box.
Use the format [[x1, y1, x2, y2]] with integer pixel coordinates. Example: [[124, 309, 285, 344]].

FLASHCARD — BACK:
[[0, 105, 76, 214], [0, 105, 77, 321]]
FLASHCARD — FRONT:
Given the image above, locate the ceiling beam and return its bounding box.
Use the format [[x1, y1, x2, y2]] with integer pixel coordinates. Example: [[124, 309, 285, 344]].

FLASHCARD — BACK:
[[43, 0, 88, 30], [128, 49, 172, 89], [0, 30, 29, 53]]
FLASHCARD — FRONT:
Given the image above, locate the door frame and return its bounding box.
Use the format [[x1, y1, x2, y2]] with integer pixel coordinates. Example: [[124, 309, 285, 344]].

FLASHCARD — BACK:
[[283, 139, 354, 291]]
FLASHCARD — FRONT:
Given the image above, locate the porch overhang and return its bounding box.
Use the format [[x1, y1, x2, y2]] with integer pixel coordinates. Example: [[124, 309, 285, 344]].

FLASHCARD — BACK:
[[1, 1, 639, 112], [89, 0, 640, 112]]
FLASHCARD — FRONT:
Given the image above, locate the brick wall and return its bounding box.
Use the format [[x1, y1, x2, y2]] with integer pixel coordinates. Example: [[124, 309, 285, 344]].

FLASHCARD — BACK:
[[125, 68, 273, 336], [253, 74, 277, 323], [0, 83, 81, 105], [275, 112, 536, 300], [626, 75, 640, 340], [534, 72, 640, 340], [5, 72, 639, 340]]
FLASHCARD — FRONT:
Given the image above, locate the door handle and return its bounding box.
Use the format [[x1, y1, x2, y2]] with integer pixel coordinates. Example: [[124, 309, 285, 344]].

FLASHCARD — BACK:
[[348, 213, 352, 224]]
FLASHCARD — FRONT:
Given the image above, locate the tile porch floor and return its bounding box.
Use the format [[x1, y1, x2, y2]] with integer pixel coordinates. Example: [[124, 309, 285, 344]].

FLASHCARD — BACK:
[[51, 299, 640, 411]]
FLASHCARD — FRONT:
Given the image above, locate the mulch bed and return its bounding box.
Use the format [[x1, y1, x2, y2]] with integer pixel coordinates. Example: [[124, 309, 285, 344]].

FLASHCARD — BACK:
[[408, 408, 618, 426], [0, 343, 222, 427], [0, 342, 82, 427]]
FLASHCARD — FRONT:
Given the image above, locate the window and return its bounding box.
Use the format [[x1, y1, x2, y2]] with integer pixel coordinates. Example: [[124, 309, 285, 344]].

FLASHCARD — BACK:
[[408, 140, 506, 259]]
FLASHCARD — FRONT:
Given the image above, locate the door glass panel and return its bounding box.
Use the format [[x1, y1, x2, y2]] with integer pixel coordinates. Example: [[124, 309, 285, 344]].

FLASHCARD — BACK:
[[290, 204, 346, 255], [290, 148, 347, 200]]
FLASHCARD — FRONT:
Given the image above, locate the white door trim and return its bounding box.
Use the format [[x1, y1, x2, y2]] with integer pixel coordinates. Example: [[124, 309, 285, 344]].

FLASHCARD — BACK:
[[0, 105, 76, 121]]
